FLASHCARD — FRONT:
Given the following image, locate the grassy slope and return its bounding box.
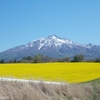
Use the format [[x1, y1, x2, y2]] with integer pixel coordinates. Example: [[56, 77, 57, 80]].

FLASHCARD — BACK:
[[0, 78, 100, 100]]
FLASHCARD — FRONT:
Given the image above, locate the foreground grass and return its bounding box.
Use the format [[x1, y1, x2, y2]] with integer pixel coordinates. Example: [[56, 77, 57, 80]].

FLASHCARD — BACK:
[[0, 78, 100, 100], [0, 63, 100, 83]]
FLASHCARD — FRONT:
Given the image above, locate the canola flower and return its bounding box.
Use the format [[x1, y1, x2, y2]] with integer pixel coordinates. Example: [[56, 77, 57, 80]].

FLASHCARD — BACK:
[[0, 63, 100, 83]]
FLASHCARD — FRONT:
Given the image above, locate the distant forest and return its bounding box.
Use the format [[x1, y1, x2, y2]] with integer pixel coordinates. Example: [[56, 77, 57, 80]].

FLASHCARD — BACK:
[[0, 54, 100, 63]]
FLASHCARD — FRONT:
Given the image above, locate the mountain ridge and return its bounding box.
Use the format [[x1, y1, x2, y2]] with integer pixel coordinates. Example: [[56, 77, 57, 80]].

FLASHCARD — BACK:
[[0, 34, 100, 61]]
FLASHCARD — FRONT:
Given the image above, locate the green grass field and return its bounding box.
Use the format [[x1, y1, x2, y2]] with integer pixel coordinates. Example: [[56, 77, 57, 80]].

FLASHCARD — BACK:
[[0, 63, 100, 83]]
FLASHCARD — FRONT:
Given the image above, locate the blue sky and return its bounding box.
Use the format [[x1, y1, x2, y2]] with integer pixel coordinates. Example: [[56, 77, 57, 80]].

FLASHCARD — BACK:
[[0, 0, 100, 52]]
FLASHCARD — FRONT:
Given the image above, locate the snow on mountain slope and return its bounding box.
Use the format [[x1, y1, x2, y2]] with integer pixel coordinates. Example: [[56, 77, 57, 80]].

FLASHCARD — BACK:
[[1, 34, 100, 61], [6, 34, 94, 52], [23, 34, 86, 50]]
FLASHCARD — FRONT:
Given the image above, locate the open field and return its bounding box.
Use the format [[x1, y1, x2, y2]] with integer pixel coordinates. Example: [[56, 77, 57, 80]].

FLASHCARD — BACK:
[[0, 63, 100, 100], [0, 63, 100, 83]]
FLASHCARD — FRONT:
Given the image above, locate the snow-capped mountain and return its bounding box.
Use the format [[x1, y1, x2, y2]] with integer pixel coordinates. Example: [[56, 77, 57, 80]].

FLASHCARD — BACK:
[[7, 34, 85, 51], [0, 34, 100, 60]]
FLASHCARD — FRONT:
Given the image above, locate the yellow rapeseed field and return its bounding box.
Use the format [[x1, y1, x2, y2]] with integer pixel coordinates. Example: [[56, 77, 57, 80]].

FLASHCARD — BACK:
[[0, 63, 100, 83]]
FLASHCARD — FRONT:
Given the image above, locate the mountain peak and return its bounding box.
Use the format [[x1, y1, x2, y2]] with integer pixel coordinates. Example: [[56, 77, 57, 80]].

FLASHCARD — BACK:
[[47, 34, 59, 39], [0, 34, 100, 61]]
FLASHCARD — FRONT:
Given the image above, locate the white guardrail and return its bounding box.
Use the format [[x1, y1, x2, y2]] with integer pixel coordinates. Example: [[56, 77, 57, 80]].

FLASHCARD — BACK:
[[0, 78, 66, 85]]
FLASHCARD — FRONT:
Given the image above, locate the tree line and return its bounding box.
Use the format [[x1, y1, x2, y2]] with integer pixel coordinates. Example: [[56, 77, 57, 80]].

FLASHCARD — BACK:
[[0, 54, 100, 63]]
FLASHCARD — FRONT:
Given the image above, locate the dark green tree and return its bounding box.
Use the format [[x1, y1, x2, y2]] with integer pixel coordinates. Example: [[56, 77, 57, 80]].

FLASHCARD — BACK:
[[95, 58, 100, 62], [26, 56, 33, 61], [0, 59, 5, 63], [14, 59, 17, 63], [73, 54, 84, 62], [33, 54, 43, 63]]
